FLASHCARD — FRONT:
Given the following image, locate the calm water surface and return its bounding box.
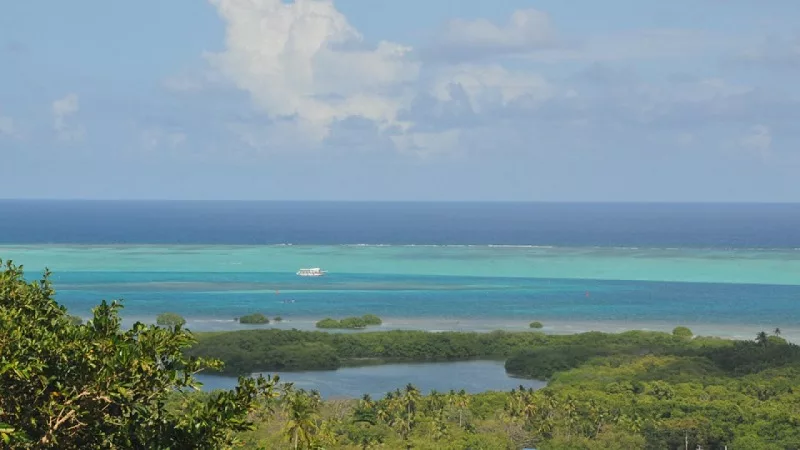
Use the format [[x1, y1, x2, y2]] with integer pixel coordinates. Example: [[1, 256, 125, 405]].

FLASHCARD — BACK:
[[195, 360, 545, 398]]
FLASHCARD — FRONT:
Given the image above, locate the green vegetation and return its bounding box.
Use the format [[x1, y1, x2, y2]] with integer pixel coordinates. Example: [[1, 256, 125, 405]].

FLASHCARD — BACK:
[[188, 328, 553, 375], [0, 260, 282, 449], [361, 314, 382, 325], [315, 314, 383, 329], [315, 318, 342, 328], [156, 312, 186, 328], [192, 326, 800, 449], [202, 326, 800, 449], [529, 321, 543, 329], [187, 327, 736, 377], [238, 313, 269, 324], [273, 316, 283, 322], [672, 325, 693, 339]]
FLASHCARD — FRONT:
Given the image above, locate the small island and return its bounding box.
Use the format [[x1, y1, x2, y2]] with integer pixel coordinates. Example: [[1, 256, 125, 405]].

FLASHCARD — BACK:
[[529, 321, 543, 329], [316, 314, 383, 329], [156, 312, 186, 328], [237, 313, 270, 324]]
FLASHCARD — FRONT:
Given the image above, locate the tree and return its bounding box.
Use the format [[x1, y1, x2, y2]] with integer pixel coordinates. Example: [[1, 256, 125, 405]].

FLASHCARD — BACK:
[[156, 312, 186, 328], [672, 326, 693, 340], [774, 327, 782, 336], [0, 260, 282, 449], [448, 389, 471, 429], [283, 389, 322, 450], [361, 314, 383, 326], [755, 331, 769, 347], [238, 313, 269, 324]]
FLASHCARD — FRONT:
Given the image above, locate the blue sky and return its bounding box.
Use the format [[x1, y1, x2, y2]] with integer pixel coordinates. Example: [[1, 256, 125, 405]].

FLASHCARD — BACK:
[[1, 0, 799, 201]]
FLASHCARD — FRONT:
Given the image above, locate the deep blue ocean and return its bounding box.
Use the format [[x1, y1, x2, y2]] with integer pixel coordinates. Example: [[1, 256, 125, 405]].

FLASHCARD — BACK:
[[2, 200, 799, 247]]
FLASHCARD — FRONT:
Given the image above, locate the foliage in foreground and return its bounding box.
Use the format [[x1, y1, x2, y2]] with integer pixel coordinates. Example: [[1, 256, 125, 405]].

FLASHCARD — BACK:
[[0, 260, 283, 449]]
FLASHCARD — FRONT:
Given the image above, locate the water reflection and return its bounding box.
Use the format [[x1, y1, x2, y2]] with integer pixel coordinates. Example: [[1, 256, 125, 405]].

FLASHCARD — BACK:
[[196, 360, 545, 398]]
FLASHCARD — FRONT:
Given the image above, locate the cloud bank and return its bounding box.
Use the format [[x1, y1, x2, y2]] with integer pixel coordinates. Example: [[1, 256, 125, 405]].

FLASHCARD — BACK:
[[176, 0, 798, 167], [207, 0, 418, 142]]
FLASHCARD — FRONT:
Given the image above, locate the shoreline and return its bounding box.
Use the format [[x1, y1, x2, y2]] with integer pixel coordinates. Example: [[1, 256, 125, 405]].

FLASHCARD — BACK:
[[108, 315, 796, 343]]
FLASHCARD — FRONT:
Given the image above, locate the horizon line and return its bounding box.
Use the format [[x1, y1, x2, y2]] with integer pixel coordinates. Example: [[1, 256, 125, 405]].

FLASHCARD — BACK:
[[1, 198, 799, 205]]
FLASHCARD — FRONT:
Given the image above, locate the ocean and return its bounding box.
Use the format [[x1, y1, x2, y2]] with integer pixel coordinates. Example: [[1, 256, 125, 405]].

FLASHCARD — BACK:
[[2, 200, 800, 339]]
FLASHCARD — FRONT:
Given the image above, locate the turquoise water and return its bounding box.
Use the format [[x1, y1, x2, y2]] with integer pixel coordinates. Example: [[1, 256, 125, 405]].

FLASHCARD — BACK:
[[5, 244, 800, 284], [3, 245, 800, 337], [196, 360, 545, 397]]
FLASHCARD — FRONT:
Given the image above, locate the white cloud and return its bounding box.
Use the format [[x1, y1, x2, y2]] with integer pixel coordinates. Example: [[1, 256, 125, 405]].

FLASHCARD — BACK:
[[425, 12, 733, 65], [740, 124, 772, 159], [189, 3, 788, 162], [429, 64, 553, 112], [51, 93, 84, 141], [391, 129, 461, 156], [425, 9, 558, 62], [207, 0, 419, 142], [0, 115, 18, 138]]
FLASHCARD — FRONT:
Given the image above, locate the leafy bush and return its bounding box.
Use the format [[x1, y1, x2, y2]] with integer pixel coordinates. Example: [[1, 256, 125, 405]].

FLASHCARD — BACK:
[[273, 316, 283, 322], [0, 259, 282, 449], [362, 314, 383, 326], [156, 312, 186, 328], [529, 321, 543, 329], [239, 313, 269, 324], [316, 318, 341, 329], [262, 343, 340, 371], [339, 317, 368, 329], [315, 315, 381, 329], [672, 326, 693, 339], [505, 345, 611, 380]]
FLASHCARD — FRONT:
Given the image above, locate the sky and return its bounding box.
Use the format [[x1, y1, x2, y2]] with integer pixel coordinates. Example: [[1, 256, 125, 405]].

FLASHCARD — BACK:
[[1, 0, 800, 201]]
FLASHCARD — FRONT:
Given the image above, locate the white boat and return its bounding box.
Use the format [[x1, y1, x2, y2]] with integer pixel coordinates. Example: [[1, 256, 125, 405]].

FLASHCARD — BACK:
[[296, 267, 326, 277]]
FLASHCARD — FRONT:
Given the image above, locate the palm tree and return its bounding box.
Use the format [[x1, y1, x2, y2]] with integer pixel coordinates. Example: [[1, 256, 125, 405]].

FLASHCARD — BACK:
[[774, 327, 782, 336], [403, 383, 420, 416], [354, 394, 377, 426], [284, 390, 321, 450], [455, 389, 470, 428], [756, 331, 769, 347], [384, 384, 420, 449], [426, 390, 445, 416]]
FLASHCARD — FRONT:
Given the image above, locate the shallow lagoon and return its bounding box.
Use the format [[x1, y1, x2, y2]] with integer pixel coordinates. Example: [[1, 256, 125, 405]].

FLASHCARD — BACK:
[[195, 360, 546, 398], [4, 244, 799, 341]]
